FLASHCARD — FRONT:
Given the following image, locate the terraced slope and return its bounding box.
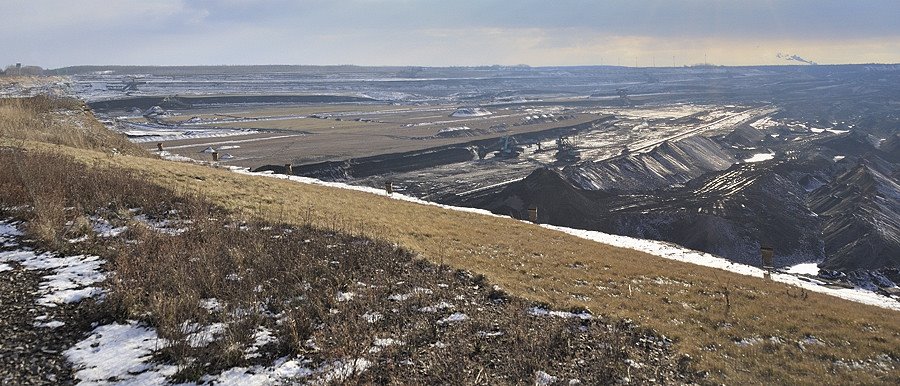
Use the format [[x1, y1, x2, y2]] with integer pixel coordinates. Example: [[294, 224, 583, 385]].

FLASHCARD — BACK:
[[464, 162, 824, 267], [811, 158, 900, 271], [563, 136, 736, 192]]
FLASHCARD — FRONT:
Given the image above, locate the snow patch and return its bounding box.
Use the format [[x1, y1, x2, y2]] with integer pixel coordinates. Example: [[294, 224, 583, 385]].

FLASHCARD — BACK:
[[34, 320, 66, 329], [68, 321, 373, 385], [199, 298, 223, 312], [388, 293, 412, 301], [245, 327, 277, 359], [419, 301, 454, 313], [65, 322, 177, 386], [786, 263, 820, 276], [450, 107, 491, 117], [362, 311, 383, 323], [0, 220, 24, 240], [535, 370, 558, 386], [90, 217, 127, 238], [182, 321, 226, 348], [123, 126, 259, 144], [335, 291, 355, 302], [0, 250, 106, 306], [438, 312, 468, 324], [437, 126, 472, 134], [743, 152, 775, 163], [528, 306, 593, 320], [369, 337, 401, 353]]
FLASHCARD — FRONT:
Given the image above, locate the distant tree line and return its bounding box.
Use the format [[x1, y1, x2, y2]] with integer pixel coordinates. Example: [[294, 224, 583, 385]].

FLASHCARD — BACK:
[[46, 64, 537, 78], [1, 64, 44, 76]]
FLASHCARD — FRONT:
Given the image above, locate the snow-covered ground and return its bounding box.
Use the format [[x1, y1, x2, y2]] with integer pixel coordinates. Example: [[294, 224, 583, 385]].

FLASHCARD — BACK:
[[0, 216, 408, 385], [121, 124, 260, 143], [65, 320, 370, 386], [221, 165, 900, 312], [0, 220, 106, 308]]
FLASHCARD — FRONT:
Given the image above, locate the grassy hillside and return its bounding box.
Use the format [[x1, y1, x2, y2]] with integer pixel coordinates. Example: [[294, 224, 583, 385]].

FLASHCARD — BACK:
[[1, 96, 898, 384], [0, 95, 143, 156], [4, 150, 694, 384]]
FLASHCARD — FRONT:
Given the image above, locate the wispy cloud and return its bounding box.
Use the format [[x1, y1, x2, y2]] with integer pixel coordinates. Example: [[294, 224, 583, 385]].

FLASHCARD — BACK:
[[1, 1, 897, 67]]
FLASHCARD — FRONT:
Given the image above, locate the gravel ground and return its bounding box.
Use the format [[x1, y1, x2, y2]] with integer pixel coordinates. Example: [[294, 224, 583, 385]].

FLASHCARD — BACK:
[[0, 243, 96, 384]]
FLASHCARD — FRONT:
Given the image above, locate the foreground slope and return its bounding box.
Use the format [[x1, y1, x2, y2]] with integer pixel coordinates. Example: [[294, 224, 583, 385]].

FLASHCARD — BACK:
[[1, 97, 693, 384], [1, 96, 898, 384]]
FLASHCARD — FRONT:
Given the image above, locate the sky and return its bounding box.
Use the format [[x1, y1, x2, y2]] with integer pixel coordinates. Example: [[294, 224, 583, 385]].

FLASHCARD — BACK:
[[2, 0, 899, 68]]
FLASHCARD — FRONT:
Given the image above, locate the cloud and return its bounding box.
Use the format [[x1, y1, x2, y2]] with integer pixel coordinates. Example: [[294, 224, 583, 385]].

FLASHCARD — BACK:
[[0, 1, 898, 67], [201, 0, 899, 40]]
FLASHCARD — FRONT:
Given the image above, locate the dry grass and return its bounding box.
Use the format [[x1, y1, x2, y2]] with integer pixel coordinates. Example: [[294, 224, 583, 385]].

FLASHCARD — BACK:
[[0, 96, 144, 156], [2, 99, 899, 384], [0, 148, 693, 384], [0, 75, 66, 87], [38, 146, 899, 384]]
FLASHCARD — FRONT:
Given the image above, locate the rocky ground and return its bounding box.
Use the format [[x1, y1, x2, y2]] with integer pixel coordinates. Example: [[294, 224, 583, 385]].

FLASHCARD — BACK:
[[0, 229, 94, 385], [0, 209, 698, 385]]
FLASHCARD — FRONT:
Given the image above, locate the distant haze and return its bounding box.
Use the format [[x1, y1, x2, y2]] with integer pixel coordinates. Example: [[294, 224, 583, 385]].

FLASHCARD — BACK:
[[3, 0, 899, 68]]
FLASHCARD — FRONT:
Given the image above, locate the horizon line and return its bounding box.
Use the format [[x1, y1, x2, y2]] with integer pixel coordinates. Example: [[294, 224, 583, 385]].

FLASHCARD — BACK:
[[37, 62, 900, 71]]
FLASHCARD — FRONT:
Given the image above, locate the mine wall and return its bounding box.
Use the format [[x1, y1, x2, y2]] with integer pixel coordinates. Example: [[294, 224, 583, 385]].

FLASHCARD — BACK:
[[256, 146, 479, 180]]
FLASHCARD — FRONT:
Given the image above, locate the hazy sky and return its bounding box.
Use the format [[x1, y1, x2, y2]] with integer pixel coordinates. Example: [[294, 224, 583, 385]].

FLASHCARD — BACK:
[[3, 0, 898, 68]]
